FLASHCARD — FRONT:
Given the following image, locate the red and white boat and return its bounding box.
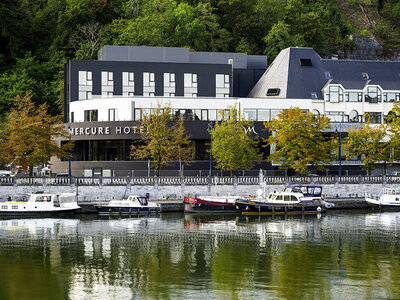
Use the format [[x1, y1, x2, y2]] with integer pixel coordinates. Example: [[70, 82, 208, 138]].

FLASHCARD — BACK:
[[183, 195, 240, 213]]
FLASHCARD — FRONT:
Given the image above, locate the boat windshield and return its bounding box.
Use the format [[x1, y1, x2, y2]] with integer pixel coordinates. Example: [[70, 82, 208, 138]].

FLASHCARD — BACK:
[[138, 197, 148, 206]]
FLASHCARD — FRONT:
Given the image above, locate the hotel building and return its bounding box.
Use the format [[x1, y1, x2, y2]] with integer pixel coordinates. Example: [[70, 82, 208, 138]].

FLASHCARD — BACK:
[[51, 46, 400, 176]]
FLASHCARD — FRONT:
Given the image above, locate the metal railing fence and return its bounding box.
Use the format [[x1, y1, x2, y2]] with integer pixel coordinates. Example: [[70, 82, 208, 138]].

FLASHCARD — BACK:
[[0, 175, 399, 186]]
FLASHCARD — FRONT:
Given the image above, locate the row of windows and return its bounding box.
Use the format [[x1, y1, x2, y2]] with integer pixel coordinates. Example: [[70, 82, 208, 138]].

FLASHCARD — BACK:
[[76, 107, 386, 124], [77, 71, 230, 100], [324, 85, 400, 103], [313, 110, 382, 124], [134, 108, 233, 121]]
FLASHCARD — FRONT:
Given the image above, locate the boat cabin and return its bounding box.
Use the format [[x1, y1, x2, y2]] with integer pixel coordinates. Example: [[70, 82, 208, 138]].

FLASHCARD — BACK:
[[285, 185, 322, 197], [127, 195, 148, 206]]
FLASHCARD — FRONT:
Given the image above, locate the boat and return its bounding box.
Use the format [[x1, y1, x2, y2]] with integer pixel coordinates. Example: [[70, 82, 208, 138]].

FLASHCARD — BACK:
[[0, 192, 80, 216], [183, 195, 241, 213], [95, 195, 161, 215], [365, 189, 400, 210], [235, 185, 330, 215]]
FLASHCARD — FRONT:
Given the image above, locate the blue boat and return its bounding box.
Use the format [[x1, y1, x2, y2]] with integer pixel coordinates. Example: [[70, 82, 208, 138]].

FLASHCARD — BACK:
[[235, 185, 330, 215]]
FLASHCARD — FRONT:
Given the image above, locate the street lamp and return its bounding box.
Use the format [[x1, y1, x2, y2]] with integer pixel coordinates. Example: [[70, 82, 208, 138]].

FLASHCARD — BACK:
[[336, 124, 342, 176], [207, 122, 213, 177]]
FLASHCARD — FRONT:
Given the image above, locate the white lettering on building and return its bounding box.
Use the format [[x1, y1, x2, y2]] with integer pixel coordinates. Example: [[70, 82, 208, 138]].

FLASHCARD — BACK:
[[70, 126, 145, 136]]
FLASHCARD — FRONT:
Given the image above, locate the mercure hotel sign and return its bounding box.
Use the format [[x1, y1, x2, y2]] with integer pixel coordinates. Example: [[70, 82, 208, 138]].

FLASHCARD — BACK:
[[69, 125, 146, 136]]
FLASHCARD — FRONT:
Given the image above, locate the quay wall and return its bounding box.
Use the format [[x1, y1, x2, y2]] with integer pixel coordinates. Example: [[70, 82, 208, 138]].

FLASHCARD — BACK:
[[0, 180, 398, 201]]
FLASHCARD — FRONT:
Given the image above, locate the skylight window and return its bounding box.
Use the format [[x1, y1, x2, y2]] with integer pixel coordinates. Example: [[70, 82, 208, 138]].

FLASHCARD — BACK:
[[325, 72, 331, 79], [266, 88, 280, 96], [362, 73, 369, 80], [299, 58, 312, 66], [311, 92, 318, 100]]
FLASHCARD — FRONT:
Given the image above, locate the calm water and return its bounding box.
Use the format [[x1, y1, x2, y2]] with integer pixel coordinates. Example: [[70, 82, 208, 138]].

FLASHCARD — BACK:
[[0, 211, 399, 300]]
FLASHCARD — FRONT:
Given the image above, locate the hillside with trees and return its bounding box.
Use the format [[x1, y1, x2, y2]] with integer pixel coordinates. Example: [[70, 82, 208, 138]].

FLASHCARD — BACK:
[[0, 0, 399, 120]]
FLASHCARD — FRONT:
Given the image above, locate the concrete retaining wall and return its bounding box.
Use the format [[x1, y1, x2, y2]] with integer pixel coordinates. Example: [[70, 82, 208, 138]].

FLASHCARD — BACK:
[[0, 182, 398, 202]]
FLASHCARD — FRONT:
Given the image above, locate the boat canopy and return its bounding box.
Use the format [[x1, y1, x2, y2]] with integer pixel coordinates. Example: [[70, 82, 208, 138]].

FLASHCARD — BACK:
[[285, 185, 322, 197]]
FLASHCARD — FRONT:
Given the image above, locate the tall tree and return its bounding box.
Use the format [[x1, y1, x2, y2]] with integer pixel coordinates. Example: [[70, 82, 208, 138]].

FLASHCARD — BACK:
[[264, 107, 335, 175], [386, 101, 400, 162], [130, 104, 192, 176], [211, 105, 262, 175], [0, 93, 73, 175], [345, 117, 388, 174]]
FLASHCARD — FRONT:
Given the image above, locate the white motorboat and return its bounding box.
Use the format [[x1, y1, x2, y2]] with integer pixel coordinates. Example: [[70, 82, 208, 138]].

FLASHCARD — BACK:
[[95, 195, 161, 214], [0, 192, 80, 216], [365, 189, 400, 209]]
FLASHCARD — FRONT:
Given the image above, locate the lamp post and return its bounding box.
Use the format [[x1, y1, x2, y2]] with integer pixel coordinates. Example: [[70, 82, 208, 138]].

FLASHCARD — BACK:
[[68, 122, 72, 177], [208, 122, 213, 177], [336, 124, 342, 177]]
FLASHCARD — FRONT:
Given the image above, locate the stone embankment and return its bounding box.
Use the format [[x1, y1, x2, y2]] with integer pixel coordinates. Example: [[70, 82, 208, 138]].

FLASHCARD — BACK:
[[0, 175, 398, 210]]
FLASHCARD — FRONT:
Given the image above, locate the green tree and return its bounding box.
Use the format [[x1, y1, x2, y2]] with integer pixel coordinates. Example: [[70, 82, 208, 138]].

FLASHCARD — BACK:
[[263, 21, 304, 60], [345, 117, 388, 174], [0, 93, 73, 175], [130, 104, 192, 176], [211, 105, 262, 175], [264, 107, 335, 175]]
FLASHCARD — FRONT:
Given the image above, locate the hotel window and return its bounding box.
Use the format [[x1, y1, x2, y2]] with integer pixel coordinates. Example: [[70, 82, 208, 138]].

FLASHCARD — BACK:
[[101, 71, 114, 97], [311, 110, 320, 117], [201, 110, 208, 121], [345, 92, 362, 102], [134, 109, 142, 121], [365, 86, 382, 103], [164, 73, 176, 97], [324, 85, 343, 103], [208, 110, 217, 121], [84, 110, 98, 122], [349, 110, 360, 122], [244, 109, 257, 121], [384, 92, 400, 102], [78, 71, 92, 100], [193, 109, 201, 120], [258, 110, 270, 121], [266, 88, 280, 96], [270, 110, 282, 120], [143, 72, 155, 96], [70, 112, 74, 123], [184, 73, 197, 97], [364, 112, 382, 124], [216, 74, 230, 97], [325, 112, 344, 122], [108, 109, 117, 121], [122, 72, 134, 96]]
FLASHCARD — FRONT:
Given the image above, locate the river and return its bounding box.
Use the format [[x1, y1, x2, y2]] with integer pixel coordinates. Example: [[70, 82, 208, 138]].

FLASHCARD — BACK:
[[0, 211, 399, 299]]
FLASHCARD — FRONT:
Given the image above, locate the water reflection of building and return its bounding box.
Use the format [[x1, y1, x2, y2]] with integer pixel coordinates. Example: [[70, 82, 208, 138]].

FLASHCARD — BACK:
[[0, 218, 80, 237]]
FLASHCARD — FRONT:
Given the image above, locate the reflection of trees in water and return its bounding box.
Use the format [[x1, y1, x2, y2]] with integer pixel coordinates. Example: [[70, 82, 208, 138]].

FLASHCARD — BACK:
[[0, 214, 400, 299]]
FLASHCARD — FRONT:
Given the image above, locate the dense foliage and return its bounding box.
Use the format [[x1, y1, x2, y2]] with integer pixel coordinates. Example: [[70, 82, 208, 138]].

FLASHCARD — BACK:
[[264, 107, 336, 175], [345, 118, 388, 174], [211, 105, 262, 174], [0, 0, 359, 119], [0, 93, 73, 175], [130, 104, 192, 176]]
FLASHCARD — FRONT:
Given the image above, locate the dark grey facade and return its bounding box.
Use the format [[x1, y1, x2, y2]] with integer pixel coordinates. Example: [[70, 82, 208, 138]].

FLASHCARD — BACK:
[[57, 46, 269, 175]]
